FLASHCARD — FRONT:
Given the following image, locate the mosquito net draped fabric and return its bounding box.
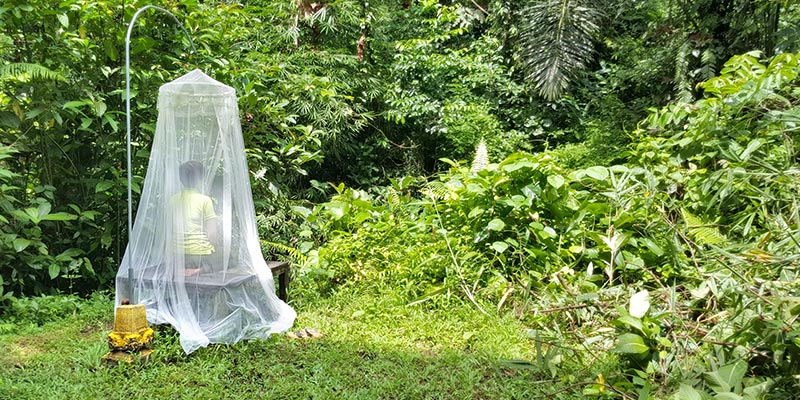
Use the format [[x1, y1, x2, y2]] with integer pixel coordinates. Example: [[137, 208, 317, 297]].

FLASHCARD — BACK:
[[115, 69, 296, 354]]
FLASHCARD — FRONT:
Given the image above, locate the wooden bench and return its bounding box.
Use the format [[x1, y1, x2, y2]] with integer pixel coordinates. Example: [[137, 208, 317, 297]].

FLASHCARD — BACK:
[[268, 261, 291, 301], [122, 261, 291, 302]]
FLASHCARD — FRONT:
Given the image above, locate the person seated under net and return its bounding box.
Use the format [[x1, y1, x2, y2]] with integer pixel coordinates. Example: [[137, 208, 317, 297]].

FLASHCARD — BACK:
[[173, 161, 219, 276]]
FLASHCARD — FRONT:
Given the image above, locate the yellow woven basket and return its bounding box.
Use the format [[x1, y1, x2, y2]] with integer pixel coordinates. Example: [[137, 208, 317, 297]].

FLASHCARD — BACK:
[[114, 304, 149, 333], [108, 304, 154, 352]]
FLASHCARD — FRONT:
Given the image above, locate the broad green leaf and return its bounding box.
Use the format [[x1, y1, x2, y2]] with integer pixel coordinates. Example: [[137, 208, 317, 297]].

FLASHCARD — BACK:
[[104, 39, 118, 61], [130, 180, 141, 194], [539, 226, 557, 239], [37, 202, 51, 218], [468, 207, 484, 218], [585, 166, 609, 180], [0, 111, 20, 129], [600, 231, 629, 253], [739, 138, 763, 161], [82, 257, 95, 275], [94, 101, 107, 117], [55, 248, 82, 262], [491, 241, 508, 253], [677, 384, 704, 400], [27, 106, 44, 119], [487, 218, 505, 231], [326, 202, 347, 219], [95, 180, 114, 193], [616, 315, 643, 333], [79, 118, 92, 130], [466, 183, 484, 193], [640, 237, 664, 257], [547, 174, 565, 189], [353, 211, 371, 224], [24, 207, 40, 224], [79, 210, 97, 221], [103, 113, 119, 132], [48, 264, 60, 279], [502, 160, 535, 172], [438, 158, 458, 167], [742, 380, 772, 399], [704, 361, 747, 393], [13, 238, 31, 252], [609, 165, 629, 173], [57, 14, 68, 28], [11, 209, 31, 223], [637, 380, 652, 400], [713, 393, 743, 400], [291, 206, 312, 218], [62, 100, 91, 110], [41, 212, 77, 221], [614, 333, 649, 354]]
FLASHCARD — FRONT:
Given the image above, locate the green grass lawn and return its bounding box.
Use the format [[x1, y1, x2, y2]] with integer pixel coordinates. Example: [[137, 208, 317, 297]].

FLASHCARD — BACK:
[[0, 287, 572, 399]]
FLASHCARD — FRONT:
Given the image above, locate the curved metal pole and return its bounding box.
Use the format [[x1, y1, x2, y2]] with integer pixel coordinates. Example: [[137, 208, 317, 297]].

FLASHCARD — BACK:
[[125, 5, 196, 237]]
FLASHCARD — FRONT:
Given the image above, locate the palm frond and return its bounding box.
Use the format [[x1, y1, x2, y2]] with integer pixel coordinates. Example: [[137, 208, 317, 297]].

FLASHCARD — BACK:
[[517, 0, 601, 101], [0, 63, 65, 82]]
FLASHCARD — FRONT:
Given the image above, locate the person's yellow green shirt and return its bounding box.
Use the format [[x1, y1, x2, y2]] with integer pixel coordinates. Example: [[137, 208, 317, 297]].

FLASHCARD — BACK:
[[171, 189, 217, 255]]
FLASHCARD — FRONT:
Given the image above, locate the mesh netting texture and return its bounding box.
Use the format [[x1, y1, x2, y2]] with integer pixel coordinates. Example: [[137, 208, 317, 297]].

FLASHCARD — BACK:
[[115, 69, 296, 353]]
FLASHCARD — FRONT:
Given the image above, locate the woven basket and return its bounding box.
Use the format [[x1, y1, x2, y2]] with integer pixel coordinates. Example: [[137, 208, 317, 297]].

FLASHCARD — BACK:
[[114, 304, 149, 333], [108, 304, 154, 352]]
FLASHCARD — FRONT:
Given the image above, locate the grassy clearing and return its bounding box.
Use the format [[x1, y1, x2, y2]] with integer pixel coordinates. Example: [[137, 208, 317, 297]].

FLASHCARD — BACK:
[[0, 287, 576, 399]]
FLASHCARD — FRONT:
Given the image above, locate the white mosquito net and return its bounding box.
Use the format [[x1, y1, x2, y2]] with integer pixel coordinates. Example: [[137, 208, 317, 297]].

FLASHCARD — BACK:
[[115, 69, 296, 354]]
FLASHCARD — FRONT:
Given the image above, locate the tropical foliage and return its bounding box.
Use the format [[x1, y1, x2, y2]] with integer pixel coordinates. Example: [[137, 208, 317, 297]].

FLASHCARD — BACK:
[[296, 51, 800, 397], [2, 0, 800, 397]]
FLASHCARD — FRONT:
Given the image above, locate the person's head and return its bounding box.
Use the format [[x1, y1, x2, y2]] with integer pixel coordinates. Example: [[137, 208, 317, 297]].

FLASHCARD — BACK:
[[179, 161, 204, 189]]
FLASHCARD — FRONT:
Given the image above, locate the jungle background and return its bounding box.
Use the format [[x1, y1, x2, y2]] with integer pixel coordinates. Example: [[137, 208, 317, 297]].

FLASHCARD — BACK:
[[2, 0, 800, 398]]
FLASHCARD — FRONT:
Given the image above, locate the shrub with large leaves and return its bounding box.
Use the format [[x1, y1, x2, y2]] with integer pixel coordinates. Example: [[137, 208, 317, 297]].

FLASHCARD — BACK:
[[634, 51, 800, 264]]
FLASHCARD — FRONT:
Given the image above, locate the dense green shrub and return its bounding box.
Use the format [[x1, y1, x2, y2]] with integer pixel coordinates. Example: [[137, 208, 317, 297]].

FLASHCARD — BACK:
[[0, 0, 342, 295], [300, 50, 800, 397]]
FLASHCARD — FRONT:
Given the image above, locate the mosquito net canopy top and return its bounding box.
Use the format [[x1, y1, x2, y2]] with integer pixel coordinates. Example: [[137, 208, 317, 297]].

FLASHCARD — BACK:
[[115, 69, 296, 353]]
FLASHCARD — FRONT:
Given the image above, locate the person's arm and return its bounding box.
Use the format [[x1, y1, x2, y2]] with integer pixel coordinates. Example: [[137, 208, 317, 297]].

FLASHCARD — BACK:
[[206, 216, 220, 245], [203, 197, 220, 246]]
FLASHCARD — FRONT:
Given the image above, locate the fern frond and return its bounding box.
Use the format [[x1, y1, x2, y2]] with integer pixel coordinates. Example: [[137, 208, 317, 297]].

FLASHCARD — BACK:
[[681, 208, 726, 245], [698, 48, 717, 82], [673, 41, 693, 103], [423, 181, 449, 201], [0, 63, 65, 82], [261, 240, 308, 263], [386, 186, 402, 209]]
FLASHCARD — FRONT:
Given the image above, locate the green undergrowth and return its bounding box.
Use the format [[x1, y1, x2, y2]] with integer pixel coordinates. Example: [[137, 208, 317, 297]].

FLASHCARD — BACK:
[[284, 51, 800, 399], [0, 287, 595, 399]]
